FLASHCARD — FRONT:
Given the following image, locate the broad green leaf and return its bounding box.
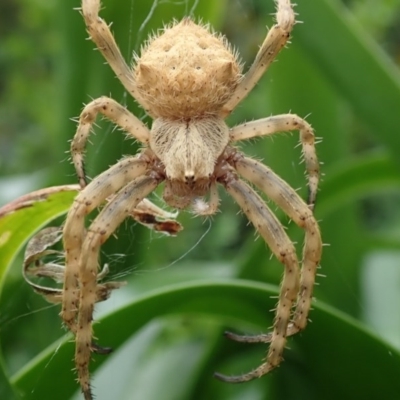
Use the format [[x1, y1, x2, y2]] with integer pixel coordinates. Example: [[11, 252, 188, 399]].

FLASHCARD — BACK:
[[0, 186, 78, 400], [3, 151, 399, 399], [0, 186, 79, 292], [0, 365, 15, 400], [11, 280, 400, 400]]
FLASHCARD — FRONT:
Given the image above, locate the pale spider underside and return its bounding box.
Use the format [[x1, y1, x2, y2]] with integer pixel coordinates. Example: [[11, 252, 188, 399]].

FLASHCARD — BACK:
[[59, 0, 322, 398]]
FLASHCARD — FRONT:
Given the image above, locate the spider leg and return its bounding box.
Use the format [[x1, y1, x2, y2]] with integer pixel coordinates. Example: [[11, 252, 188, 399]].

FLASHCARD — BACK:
[[219, 173, 300, 382], [75, 174, 160, 400], [219, 0, 295, 118], [62, 154, 150, 334], [226, 153, 322, 344], [72, 97, 181, 235], [72, 96, 150, 188], [223, 330, 273, 343], [81, 0, 151, 113], [230, 114, 319, 210]]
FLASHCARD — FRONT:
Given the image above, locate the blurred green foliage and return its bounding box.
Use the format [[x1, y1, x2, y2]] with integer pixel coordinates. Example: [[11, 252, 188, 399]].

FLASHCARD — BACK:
[[1, 0, 400, 399]]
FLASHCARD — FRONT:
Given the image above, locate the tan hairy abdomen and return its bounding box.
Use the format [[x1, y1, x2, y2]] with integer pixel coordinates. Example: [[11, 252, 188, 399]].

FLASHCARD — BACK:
[[134, 19, 242, 119]]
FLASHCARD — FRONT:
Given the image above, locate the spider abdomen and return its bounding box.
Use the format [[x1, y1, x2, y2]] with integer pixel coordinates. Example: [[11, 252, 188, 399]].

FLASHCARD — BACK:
[[134, 19, 242, 119]]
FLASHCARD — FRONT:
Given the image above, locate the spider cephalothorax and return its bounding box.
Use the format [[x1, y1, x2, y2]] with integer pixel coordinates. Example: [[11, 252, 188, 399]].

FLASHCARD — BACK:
[[53, 1, 323, 399]]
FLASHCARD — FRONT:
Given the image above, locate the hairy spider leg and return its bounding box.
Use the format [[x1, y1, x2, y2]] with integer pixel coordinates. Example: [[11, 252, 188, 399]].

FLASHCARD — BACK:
[[217, 174, 300, 382], [62, 155, 150, 334], [219, 0, 295, 117], [230, 114, 319, 210], [72, 97, 150, 188], [75, 175, 160, 399]]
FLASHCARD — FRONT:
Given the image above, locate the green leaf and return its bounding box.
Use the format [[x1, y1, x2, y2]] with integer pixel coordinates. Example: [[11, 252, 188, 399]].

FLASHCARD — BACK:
[[0, 186, 79, 291], [0, 365, 16, 400], [0, 186, 78, 400], [11, 280, 400, 400]]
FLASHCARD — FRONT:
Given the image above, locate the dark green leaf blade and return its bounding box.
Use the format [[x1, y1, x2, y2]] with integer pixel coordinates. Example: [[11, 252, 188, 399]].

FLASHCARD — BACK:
[[0, 186, 78, 400], [0, 186, 79, 288], [11, 280, 400, 400]]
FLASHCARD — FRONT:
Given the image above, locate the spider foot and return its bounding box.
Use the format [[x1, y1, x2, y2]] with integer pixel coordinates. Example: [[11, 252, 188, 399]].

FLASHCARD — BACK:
[[224, 330, 273, 343], [216, 331, 280, 383], [82, 386, 93, 400], [214, 371, 255, 383], [91, 341, 113, 355], [214, 355, 278, 384], [214, 362, 273, 383]]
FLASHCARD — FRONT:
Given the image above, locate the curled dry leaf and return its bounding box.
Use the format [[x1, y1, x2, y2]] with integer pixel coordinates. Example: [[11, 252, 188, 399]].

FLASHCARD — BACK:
[[23, 226, 125, 304], [131, 198, 183, 235]]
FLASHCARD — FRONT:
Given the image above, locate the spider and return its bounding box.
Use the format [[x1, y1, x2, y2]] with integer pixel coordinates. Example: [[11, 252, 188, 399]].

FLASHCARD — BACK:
[[61, 0, 322, 398]]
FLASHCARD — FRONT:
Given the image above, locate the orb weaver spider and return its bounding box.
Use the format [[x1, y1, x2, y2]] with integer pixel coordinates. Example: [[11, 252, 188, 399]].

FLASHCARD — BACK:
[[33, 0, 322, 398]]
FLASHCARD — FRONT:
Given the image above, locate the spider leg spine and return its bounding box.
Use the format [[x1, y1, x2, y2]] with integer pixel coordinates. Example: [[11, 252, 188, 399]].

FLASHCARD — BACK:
[[75, 175, 161, 398]]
